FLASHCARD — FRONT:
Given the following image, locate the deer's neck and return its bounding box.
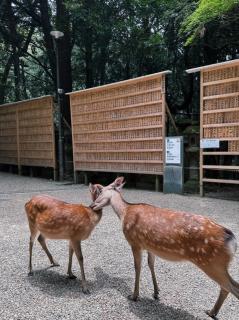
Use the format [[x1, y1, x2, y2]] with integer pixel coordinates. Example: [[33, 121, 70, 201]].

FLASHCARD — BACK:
[[89, 208, 102, 225], [110, 192, 128, 220]]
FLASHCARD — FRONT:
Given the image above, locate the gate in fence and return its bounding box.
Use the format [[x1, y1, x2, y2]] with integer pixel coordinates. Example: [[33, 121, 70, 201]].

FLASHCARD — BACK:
[[0, 96, 56, 179]]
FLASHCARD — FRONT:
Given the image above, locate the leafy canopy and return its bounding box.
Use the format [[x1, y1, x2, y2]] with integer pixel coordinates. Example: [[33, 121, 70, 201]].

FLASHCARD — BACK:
[[182, 0, 239, 45]]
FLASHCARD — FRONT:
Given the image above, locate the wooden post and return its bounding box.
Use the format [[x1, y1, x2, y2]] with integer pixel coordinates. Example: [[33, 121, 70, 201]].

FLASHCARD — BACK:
[[165, 102, 179, 135], [199, 71, 204, 197], [53, 168, 57, 181], [155, 175, 160, 192], [74, 171, 79, 184], [16, 109, 22, 175], [162, 75, 166, 188], [84, 172, 88, 185]]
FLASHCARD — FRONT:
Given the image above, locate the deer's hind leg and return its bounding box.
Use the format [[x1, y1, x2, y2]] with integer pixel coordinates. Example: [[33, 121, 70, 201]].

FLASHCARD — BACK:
[[28, 225, 38, 276], [70, 240, 89, 294], [206, 288, 229, 319], [148, 252, 159, 299], [67, 243, 77, 279], [201, 261, 239, 318], [37, 234, 59, 267]]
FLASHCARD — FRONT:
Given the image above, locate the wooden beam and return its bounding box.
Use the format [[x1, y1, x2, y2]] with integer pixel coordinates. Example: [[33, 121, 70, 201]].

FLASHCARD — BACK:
[[203, 165, 239, 170], [203, 92, 239, 101], [186, 59, 239, 74], [67, 70, 172, 96], [76, 149, 163, 153], [203, 122, 239, 128], [165, 102, 179, 135], [73, 124, 163, 135], [74, 112, 163, 125], [203, 107, 239, 114], [202, 77, 239, 86], [203, 152, 239, 155], [71, 100, 162, 115], [203, 178, 239, 184], [70, 87, 162, 105]]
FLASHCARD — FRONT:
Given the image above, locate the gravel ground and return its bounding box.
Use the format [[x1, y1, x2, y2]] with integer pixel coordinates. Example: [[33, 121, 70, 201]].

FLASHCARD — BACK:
[[0, 171, 239, 320]]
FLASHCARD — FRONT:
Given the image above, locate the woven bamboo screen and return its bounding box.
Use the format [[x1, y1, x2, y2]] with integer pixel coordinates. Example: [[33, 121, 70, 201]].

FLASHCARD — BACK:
[[187, 59, 239, 194], [69, 72, 170, 175], [0, 96, 56, 169]]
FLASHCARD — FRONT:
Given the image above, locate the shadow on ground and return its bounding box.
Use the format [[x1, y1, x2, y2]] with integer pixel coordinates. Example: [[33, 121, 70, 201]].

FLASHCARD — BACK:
[[27, 266, 198, 320]]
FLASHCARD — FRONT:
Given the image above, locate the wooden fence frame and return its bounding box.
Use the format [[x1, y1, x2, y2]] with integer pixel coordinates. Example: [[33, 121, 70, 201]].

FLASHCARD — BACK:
[[0, 95, 56, 179], [68, 71, 171, 188], [186, 59, 239, 196]]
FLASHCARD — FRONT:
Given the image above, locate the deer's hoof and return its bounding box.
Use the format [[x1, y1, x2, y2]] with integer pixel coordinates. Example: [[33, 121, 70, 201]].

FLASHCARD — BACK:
[[153, 292, 159, 300], [127, 294, 139, 302], [28, 271, 33, 277], [51, 262, 60, 267], [82, 287, 90, 295], [205, 310, 218, 319], [68, 274, 77, 280]]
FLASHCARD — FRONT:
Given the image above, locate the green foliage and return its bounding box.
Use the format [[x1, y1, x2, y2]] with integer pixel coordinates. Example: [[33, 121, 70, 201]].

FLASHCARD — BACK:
[[182, 0, 239, 45], [0, 0, 238, 119]]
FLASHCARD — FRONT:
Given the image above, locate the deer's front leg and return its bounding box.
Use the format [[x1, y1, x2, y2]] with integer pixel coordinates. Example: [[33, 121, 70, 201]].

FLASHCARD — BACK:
[[70, 240, 90, 294], [128, 246, 142, 301], [67, 243, 77, 279]]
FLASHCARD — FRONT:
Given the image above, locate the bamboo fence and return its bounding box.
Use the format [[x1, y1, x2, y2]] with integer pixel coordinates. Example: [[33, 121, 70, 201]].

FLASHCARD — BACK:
[[0, 95, 56, 176], [187, 59, 239, 195], [68, 71, 171, 180]]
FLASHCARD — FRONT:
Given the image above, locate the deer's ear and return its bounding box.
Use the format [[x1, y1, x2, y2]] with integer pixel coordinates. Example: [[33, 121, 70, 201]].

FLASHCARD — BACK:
[[114, 176, 125, 186], [112, 177, 125, 192], [114, 182, 126, 192], [89, 183, 95, 194], [89, 183, 104, 197]]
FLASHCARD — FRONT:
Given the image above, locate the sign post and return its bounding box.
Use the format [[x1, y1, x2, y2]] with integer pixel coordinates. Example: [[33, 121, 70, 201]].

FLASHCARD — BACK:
[[163, 136, 184, 194]]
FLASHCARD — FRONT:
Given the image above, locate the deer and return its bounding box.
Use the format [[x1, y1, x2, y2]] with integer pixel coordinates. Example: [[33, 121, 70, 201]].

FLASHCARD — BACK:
[[25, 183, 102, 294], [90, 176, 239, 318]]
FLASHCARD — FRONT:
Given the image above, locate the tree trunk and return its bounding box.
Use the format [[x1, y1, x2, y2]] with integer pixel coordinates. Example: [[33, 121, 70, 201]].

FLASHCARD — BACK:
[[56, 0, 72, 122], [13, 47, 21, 101]]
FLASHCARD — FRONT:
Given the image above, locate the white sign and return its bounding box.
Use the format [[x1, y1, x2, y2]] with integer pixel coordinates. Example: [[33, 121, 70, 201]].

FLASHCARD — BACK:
[[165, 137, 181, 164], [200, 139, 220, 149]]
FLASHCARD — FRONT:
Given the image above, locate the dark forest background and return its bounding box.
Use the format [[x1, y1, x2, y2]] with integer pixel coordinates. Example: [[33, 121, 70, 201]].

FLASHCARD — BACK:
[[1, 0, 239, 117]]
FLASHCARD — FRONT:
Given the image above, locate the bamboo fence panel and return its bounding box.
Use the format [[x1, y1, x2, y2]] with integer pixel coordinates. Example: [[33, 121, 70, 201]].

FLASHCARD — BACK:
[[187, 59, 239, 194], [0, 105, 18, 165], [69, 72, 170, 176], [0, 96, 56, 170]]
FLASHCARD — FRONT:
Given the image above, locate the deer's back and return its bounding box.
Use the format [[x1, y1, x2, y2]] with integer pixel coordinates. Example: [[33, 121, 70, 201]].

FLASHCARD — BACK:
[[123, 204, 230, 263], [25, 195, 99, 240]]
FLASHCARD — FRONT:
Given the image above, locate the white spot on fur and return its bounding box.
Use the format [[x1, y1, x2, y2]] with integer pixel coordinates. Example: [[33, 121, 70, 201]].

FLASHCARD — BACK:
[[204, 239, 208, 244], [179, 249, 185, 255]]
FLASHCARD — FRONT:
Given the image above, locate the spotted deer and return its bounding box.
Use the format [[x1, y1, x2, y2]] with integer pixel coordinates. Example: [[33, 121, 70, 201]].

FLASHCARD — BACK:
[[25, 183, 102, 293], [90, 177, 238, 318]]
